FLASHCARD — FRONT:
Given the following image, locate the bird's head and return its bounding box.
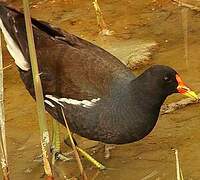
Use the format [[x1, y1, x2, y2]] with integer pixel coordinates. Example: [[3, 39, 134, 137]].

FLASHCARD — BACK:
[[141, 65, 198, 100]]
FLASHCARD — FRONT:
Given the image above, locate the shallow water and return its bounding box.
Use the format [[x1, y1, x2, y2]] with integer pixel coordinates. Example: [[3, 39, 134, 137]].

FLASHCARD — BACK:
[[2, 0, 200, 179]]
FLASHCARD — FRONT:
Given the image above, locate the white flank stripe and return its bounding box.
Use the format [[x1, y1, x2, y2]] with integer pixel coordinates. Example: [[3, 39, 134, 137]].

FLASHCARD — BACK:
[[91, 98, 100, 103], [44, 100, 55, 107], [0, 18, 30, 71], [45, 95, 100, 108], [45, 95, 64, 107]]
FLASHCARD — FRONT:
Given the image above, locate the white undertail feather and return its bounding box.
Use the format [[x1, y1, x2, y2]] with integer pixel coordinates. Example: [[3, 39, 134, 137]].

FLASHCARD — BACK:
[[0, 18, 30, 71], [45, 95, 100, 108]]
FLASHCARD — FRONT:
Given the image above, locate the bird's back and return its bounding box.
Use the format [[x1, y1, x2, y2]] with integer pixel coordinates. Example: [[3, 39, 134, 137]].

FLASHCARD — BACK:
[[0, 5, 135, 100]]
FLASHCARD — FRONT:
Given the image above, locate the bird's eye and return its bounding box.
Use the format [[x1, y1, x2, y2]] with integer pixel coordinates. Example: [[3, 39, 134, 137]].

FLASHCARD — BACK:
[[163, 76, 171, 82]]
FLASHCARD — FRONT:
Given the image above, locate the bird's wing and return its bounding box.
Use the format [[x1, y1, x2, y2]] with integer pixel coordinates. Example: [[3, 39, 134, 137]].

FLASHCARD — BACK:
[[1, 5, 135, 101]]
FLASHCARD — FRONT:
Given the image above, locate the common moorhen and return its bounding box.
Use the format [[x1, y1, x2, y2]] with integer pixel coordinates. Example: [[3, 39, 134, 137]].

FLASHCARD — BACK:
[[0, 4, 198, 166]]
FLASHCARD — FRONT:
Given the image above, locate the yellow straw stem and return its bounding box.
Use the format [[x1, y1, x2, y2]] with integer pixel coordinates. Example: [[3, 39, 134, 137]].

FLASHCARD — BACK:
[[0, 27, 10, 180], [76, 146, 106, 170], [61, 108, 88, 180], [22, 0, 53, 178], [174, 149, 184, 180], [92, 0, 113, 35]]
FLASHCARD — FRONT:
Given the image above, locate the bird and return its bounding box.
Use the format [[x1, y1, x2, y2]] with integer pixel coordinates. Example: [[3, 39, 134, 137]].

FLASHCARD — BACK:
[[0, 4, 198, 168]]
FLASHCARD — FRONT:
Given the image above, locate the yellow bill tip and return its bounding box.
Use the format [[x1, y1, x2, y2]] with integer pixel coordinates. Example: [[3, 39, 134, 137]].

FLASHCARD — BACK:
[[183, 90, 199, 100]]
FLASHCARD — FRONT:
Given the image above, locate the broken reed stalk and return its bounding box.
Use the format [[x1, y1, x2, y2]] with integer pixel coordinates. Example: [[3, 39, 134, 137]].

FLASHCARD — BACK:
[[161, 94, 200, 115], [172, 0, 200, 12], [61, 108, 88, 180], [92, 0, 113, 35], [0, 27, 10, 180], [22, 0, 53, 179]]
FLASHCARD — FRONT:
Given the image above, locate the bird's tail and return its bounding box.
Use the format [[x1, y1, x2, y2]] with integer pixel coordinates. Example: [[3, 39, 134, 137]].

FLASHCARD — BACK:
[[0, 4, 30, 71]]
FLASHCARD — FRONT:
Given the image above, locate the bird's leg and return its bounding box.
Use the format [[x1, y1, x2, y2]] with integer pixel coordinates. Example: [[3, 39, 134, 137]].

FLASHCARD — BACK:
[[64, 134, 106, 170], [52, 120, 60, 153], [51, 120, 72, 165], [51, 120, 60, 165]]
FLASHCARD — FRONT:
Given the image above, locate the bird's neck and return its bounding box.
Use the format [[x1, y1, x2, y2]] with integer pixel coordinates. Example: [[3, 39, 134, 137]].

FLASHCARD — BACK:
[[129, 75, 167, 111], [112, 78, 166, 112], [109, 77, 166, 121]]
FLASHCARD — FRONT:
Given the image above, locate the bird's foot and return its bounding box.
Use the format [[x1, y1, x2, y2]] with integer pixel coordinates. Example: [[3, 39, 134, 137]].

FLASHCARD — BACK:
[[33, 150, 73, 164], [51, 147, 73, 165]]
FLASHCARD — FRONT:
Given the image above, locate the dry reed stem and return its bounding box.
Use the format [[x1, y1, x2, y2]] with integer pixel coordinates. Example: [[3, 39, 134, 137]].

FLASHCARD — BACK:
[[161, 94, 200, 115], [92, 0, 113, 35], [1, 64, 12, 71], [61, 108, 88, 180], [0, 64, 13, 72], [172, 0, 200, 12], [0, 28, 10, 180], [22, 0, 53, 178], [173, 149, 184, 180]]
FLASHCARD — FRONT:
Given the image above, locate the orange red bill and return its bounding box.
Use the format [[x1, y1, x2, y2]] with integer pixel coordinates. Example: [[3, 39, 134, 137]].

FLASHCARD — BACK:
[[176, 74, 198, 100]]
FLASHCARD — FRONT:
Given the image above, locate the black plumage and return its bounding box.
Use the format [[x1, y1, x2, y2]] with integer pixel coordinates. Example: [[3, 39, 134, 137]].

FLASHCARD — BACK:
[[0, 5, 182, 144]]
